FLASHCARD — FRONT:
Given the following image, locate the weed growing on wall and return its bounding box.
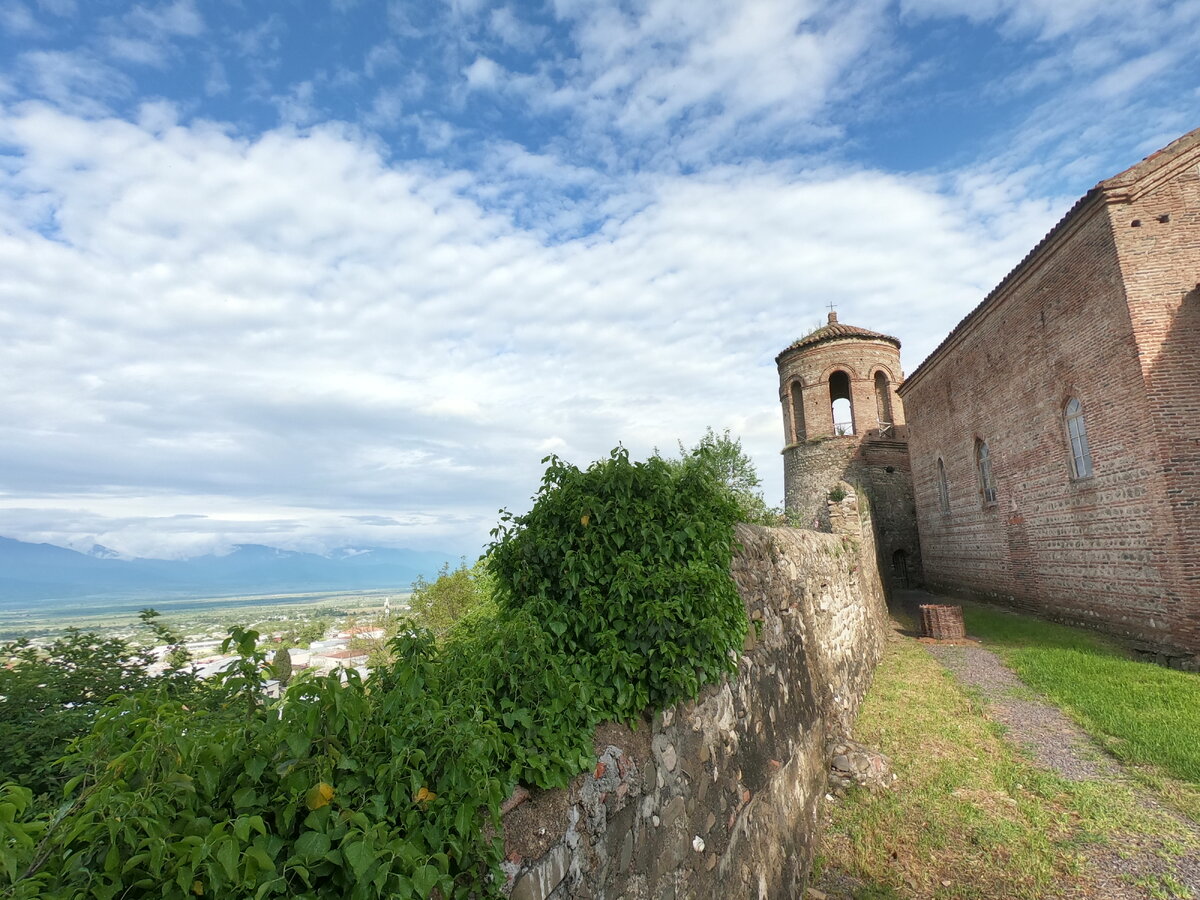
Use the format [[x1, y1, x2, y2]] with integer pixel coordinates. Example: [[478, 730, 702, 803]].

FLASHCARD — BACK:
[[0, 447, 746, 899]]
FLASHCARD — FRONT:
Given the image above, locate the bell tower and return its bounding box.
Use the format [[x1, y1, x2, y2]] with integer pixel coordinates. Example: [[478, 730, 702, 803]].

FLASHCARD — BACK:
[[776, 311, 921, 590]]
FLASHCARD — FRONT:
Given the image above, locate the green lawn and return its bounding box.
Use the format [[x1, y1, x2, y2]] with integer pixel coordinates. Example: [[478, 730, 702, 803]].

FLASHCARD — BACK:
[[963, 605, 1200, 785], [818, 632, 1183, 899]]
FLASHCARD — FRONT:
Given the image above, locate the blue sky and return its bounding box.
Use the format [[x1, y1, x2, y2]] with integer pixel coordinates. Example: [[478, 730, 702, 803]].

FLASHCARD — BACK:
[[1, 0, 1197, 560]]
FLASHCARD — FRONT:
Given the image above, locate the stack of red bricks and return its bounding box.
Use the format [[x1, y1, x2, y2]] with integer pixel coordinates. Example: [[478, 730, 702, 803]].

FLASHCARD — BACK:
[[920, 604, 965, 640]]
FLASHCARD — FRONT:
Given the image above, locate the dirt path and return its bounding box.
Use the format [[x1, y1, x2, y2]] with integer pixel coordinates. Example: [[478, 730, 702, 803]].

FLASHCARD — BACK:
[[927, 641, 1200, 900]]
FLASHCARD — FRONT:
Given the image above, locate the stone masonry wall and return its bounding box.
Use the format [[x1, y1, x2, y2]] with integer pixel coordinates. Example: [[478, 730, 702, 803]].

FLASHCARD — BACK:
[[499, 487, 889, 900], [783, 437, 923, 592]]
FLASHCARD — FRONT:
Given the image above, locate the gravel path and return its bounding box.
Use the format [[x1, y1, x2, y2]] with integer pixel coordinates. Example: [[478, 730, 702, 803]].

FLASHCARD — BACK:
[[927, 644, 1118, 782], [926, 638, 1200, 900]]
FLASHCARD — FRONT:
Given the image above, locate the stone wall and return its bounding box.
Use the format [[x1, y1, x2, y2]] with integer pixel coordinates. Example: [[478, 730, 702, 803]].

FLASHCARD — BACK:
[[782, 435, 923, 592], [500, 487, 889, 900]]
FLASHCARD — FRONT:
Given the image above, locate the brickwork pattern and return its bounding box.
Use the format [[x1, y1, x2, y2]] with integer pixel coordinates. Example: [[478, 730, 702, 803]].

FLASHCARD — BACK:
[[899, 129, 1200, 661], [776, 328, 906, 444], [777, 318, 923, 593], [1110, 154, 1200, 654]]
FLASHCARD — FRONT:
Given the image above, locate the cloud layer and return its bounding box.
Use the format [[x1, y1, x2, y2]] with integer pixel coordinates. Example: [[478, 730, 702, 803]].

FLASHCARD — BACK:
[[0, 0, 1196, 558]]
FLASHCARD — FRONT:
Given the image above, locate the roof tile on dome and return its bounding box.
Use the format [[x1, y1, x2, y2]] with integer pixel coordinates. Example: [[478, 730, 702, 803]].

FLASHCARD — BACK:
[[776, 312, 900, 361]]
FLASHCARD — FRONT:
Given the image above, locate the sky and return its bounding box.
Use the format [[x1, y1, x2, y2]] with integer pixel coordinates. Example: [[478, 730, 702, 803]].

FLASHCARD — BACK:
[[1, 0, 1198, 561]]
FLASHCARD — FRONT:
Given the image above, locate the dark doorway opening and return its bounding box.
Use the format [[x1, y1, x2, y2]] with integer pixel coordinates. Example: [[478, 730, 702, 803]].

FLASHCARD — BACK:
[[892, 548, 910, 589]]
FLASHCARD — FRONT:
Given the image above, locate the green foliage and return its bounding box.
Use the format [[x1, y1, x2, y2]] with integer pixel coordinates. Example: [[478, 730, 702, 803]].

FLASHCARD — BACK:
[[271, 647, 294, 687], [489, 445, 746, 713], [140, 608, 192, 671], [407, 559, 493, 640], [1, 447, 747, 899], [828, 485, 847, 503], [3, 630, 510, 899], [673, 427, 773, 525], [276, 618, 329, 650], [965, 605, 1200, 783], [0, 610, 196, 801]]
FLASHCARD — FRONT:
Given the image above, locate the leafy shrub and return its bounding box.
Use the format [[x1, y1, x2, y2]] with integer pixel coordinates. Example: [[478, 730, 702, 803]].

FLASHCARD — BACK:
[[408, 558, 494, 639], [0, 610, 194, 802], [3, 628, 510, 900], [1, 447, 747, 899], [673, 427, 773, 525], [488, 446, 746, 714]]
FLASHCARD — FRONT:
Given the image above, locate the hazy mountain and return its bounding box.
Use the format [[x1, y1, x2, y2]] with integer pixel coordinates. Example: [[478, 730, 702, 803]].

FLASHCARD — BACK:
[[0, 537, 459, 607]]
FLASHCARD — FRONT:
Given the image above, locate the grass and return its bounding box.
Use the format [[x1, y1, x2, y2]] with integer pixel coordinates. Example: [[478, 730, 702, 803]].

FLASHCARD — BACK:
[[817, 630, 1193, 899], [963, 605, 1200, 788]]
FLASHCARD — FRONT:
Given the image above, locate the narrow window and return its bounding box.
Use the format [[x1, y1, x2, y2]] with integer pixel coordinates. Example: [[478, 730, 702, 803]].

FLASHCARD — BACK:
[[874, 371, 893, 430], [790, 382, 806, 442], [976, 439, 997, 504], [1064, 397, 1094, 478], [829, 370, 854, 435], [936, 458, 950, 514]]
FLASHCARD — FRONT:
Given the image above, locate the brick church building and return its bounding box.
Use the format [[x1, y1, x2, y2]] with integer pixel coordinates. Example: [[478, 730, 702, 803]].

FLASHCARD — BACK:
[[780, 127, 1200, 667]]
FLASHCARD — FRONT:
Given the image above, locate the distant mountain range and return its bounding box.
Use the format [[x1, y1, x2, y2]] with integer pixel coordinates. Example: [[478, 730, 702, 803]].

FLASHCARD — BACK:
[[0, 536, 460, 607]]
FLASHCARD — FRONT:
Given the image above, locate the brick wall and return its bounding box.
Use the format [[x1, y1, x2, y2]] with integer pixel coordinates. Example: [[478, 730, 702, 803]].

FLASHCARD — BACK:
[[900, 132, 1200, 662], [1109, 154, 1200, 654], [777, 337, 906, 442]]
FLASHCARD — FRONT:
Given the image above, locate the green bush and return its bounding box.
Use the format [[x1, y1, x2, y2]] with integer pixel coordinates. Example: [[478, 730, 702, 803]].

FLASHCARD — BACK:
[[408, 558, 493, 639], [0, 610, 194, 803], [0, 447, 747, 899], [673, 427, 773, 524], [488, 446, 746, 713]]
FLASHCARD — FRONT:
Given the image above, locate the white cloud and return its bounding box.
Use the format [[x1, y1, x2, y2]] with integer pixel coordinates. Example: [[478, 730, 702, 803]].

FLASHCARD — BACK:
[[442, 0, 486, 19], [461, 0, 895, 169], [364, 41, 401, 79], [103, 35, 169, 67], [1, 1, 43, 36], [0, 102, 1071, 555], [126, 0, 203, 38], [1089, 48, 1175, 100], [463, 56, 503, 90], [489, 6, 547, 51], [205, 58, 229, 96], [36, 0, 75, 15], [16, 50, 133, 114], [274, 81, 322, 126]]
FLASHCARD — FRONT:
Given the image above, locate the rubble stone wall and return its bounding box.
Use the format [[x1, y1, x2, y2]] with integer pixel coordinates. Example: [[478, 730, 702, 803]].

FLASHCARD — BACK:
[[500, 487, 889, 900]]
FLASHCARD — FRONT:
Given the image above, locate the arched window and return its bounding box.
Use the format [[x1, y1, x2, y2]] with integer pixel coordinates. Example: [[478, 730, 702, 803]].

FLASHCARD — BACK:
[[829, 370, 854, 435], [936, 458, 950, 514], [976, 439, 997, 504], [790, 382, 806, 443], [1064, 397, 1094, 478], [874, 371, 893, 429]]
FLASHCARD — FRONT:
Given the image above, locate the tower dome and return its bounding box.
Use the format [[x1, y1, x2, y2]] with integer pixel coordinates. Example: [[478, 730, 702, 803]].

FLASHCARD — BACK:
[[776, 311, 904, 443]]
